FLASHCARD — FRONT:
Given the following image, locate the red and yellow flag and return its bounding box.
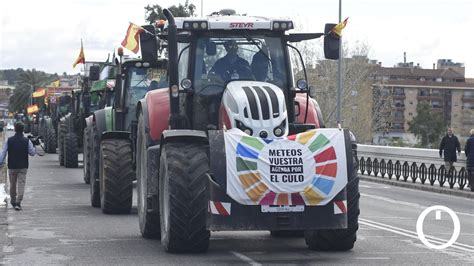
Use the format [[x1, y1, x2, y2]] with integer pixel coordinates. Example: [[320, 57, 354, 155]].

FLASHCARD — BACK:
[[331, 17, 349, 37], [73, 40, 85, 68], [27, 104, 39, 114], [50, 80, 60, 87], [32, 88, 46, 98], [121, 23, 144, 54]]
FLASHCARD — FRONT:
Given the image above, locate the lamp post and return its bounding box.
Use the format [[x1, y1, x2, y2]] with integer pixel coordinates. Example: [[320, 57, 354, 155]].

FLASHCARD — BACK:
[[336, 0, 343, 127]]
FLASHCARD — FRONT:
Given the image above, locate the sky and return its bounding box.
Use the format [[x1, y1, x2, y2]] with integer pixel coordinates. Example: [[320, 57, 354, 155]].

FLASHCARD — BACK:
[[1, 0, 473, 77]]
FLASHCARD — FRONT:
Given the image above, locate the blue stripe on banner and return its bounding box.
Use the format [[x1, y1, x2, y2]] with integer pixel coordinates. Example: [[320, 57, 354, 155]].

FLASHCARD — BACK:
[[262, 138, 273, 144], [236, 143, 259, 159], [312, 177, 335, 195]]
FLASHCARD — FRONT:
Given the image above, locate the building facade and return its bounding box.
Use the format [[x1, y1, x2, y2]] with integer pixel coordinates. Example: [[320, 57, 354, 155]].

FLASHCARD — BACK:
[[372, 59, 474, 145]]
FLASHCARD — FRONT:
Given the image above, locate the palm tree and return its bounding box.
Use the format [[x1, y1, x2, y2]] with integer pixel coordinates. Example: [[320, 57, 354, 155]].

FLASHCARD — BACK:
[[9, 69, 48, 113]]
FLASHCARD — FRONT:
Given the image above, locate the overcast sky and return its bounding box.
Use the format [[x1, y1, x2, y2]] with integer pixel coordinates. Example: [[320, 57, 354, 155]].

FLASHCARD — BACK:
[[1, 0, 473, 76]]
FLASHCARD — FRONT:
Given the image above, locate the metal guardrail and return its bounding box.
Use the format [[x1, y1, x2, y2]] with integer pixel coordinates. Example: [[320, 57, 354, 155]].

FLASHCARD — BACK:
[[357, 144, 471, 190]]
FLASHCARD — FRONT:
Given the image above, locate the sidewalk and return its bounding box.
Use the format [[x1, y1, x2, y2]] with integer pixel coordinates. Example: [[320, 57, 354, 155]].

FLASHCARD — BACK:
[[360, 174, 474, 199], [0, 131, 9, 257]]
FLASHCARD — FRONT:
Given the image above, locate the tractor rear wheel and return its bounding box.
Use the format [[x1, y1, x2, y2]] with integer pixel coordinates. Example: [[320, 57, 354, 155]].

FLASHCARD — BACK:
[[137, 112, 160, 238], [89, 123, 100, 208], [58, 122, 66, 166], [304, 149, 359, 251], [83, 127, 91, 184], [99, 139, 133, 214], [64, 133, 78, 168], [159, 142, 210, 253], [45, 124, 57, 153]]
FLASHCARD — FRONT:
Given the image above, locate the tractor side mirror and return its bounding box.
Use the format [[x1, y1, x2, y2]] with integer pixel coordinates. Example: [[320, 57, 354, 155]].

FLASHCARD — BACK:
[[206, 42, 216, 56], [89, 66, 100, 81], [324, 23, 340, 60], [140, 25, 158, 63]]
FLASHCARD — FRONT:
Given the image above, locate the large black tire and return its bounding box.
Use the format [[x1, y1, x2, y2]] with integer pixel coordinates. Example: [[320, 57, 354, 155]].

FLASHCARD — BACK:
[[159, 142, 210, 253], [89, 123, 100, 208], [64, 132, 78, 168], [99, 139, 133, 214], [45, 125, 57, 154], [137, 112, 160, 238], [58, 122, 66, 166], [304, 148, 360, 251], [83, 127, 91, 184]]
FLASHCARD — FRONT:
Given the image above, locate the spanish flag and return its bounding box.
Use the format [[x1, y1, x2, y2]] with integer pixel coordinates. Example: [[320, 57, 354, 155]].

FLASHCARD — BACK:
[[331, 17, 349, 37], [32, 88, 46, 98], [121, 23, 144, 54], [51, 80, 60, 87], [27, 104, 39, 114], [73, 40, 86, 68]]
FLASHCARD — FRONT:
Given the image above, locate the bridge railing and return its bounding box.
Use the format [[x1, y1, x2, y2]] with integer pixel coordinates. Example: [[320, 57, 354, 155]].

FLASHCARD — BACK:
[[357, 144, 471, 190]]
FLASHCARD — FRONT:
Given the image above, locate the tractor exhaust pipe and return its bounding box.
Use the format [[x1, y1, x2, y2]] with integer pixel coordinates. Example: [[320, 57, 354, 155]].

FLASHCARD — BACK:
[[163, 9, 181, 129]]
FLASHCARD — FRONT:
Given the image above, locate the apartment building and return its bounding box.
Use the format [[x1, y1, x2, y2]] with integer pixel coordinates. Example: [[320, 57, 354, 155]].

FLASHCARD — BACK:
[[372, 59, 474, 145]]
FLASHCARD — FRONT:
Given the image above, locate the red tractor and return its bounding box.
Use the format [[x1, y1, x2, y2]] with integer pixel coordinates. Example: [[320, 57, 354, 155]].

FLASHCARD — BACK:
[[135, 9, 359, 253]]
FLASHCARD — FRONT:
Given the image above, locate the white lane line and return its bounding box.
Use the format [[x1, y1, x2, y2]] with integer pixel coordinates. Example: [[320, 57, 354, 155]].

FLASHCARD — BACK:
[[360, 218, 474, 250], [361, 193, 474, 218], [230, 251, 262, 266], [360, 219, 474, 252]]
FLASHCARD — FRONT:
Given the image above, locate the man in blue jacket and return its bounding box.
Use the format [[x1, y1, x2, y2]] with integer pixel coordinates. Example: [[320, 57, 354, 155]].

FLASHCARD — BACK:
[[465, 129, 474, 191], [0, 122, 36, 210]]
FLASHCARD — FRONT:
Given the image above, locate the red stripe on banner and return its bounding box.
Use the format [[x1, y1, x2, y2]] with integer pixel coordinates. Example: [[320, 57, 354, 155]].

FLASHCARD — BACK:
[[287, 134, 297, 141], [260, 191, 276, 205], [314, 147, 336, 163], [214, 201, 230, 216], [335, 201, 347, 214], [316, 163, 337, 178], [291, 193, 305, 205]]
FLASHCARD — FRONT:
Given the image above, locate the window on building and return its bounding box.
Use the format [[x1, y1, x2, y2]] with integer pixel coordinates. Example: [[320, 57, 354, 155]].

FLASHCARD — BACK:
[[409, 112, 413, 116], [463, 102, 474, 110], [432, 101, 442, 108], [432, 89, 442, 96], [419, 89, 430, 96], [393, 87, 405, 96], [394, 100, 405, 107], [436, 77, 442, 82], [392, 123, 404, 130], [394, 111, 404, 118], [463, 91, 474, 97]]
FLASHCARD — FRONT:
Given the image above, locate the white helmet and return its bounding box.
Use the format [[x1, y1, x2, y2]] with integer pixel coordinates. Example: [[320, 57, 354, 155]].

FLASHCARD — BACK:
[[221, 81, 288, 138]]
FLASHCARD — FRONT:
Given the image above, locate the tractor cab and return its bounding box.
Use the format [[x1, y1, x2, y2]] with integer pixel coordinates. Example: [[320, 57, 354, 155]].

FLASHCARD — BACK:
[[159, 10, 339, 136]]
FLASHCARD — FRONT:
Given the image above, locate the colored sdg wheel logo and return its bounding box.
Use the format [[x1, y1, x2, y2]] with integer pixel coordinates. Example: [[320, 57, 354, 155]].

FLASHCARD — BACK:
[[233, 130, 341, 205]]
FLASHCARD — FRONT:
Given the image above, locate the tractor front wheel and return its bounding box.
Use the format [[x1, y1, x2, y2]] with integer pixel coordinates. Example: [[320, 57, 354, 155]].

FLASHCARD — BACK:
[[159, 142, 210, 253]]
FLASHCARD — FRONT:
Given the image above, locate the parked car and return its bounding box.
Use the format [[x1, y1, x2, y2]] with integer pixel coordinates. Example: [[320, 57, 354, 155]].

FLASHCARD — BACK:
[[6, 123, 14, 131]]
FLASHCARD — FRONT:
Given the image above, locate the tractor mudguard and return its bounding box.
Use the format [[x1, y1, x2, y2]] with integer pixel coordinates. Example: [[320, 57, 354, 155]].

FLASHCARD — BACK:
[[101, 131, 130, 141], [145, 89, 170, 142], [93, 108, 109, 136], [161, 129, 208, 144], [295, 94, 323, 128], [206, 129, 353, 231], [85, 114, 94, 128]]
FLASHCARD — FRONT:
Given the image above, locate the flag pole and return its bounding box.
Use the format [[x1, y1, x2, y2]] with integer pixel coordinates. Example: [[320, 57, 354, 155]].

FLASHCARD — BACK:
[[336, 0, 343, 127]]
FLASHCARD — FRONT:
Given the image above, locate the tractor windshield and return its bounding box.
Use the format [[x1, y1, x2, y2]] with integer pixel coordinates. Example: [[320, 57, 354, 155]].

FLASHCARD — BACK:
[[191, 35, 288, 130]]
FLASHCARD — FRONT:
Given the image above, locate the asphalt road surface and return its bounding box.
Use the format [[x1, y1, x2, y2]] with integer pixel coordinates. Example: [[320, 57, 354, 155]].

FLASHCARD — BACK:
[[1, 151, 473, 265]]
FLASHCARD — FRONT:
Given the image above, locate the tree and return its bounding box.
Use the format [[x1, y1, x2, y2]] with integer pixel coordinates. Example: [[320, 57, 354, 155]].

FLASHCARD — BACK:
[[408, 102, 445, 148], [9, 69, 48, 113], [144, 0, 195, 24]]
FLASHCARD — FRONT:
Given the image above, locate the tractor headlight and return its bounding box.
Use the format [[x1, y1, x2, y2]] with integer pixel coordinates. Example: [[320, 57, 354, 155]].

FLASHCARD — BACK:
[[273, 120, 286, 137], [235, 120, 253, 136]]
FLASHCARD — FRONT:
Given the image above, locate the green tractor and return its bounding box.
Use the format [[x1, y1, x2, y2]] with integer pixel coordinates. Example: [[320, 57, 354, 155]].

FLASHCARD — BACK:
[[58, 64, 101, 168], [89, 35, 168, 213], [83, 65, 116, 184]]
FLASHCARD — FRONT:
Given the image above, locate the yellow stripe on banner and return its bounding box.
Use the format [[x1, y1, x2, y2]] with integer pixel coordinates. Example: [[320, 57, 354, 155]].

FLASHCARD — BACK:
[[302, 186, 324, 205], [297, 130, 316, 145], [239, 173, 261, 189], [246, 182, 268, 202]]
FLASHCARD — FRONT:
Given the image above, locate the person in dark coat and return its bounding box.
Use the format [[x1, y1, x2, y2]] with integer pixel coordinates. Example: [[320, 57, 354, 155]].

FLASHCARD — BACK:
[[439, 127, 461, 170], [465, 128, 474, 191]]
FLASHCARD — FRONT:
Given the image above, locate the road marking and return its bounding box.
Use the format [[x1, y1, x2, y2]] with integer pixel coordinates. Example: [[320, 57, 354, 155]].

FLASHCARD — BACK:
[[360, 218, 474, 252], [230, 251, 262, 266], [354, 257, 390, 260], [361, 193, 474, 218]]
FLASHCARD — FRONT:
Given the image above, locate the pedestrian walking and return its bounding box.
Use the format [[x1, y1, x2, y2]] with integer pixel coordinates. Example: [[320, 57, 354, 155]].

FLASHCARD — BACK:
[[439, 127, 461, 170], [465, 128, 474, 191], [0, 122, 36, 210]]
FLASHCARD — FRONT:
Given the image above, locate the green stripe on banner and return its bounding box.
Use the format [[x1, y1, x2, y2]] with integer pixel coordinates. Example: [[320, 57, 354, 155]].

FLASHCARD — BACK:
[[237, 157, 258, 171], [241, 136, 265, 150], [308, 135, 330, 152]]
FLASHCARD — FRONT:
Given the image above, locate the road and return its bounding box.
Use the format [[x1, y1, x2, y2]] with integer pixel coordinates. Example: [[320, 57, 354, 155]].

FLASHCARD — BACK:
[[1, 151, 473, 265]]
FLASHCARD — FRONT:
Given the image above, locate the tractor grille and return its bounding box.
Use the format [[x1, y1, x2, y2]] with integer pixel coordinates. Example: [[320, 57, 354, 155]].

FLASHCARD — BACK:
[[242, 86, 280, 120]]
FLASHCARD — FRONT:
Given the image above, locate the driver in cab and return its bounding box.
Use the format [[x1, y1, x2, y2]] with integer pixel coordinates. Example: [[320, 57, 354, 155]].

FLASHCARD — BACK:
[[209, 40, 251, 82]]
